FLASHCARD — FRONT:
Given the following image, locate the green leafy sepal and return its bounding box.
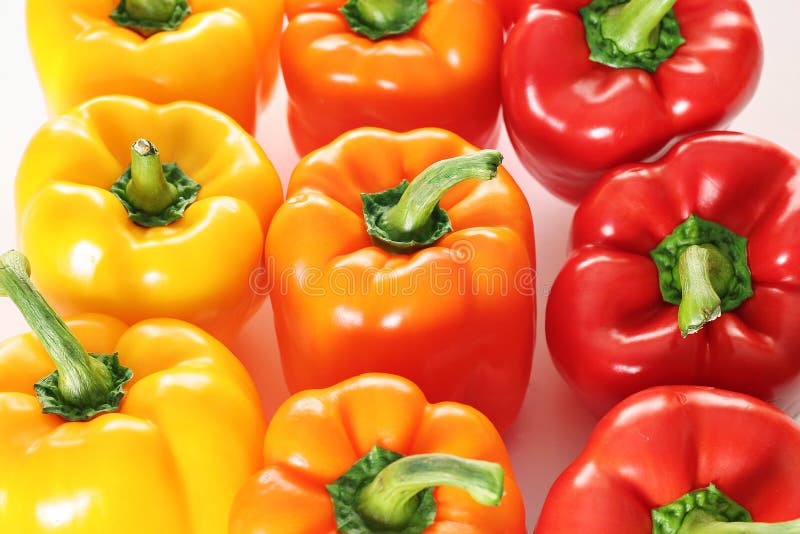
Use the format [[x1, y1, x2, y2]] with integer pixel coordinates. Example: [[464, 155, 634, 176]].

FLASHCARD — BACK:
[[326, 445, 436, 534], [362, 181, 451, 254], [111, 162, 200, 228], [34, 353, 133, 422], [650, 214, 753, 312], [110, 0, 191, 35], [580, 0, 685, 73], [652, 484, 752, 534], [340, 0, 428, 41]]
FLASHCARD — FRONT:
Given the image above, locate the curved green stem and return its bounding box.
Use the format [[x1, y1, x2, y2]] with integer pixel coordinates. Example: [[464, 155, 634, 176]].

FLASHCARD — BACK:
[[384, 150, 501, 238], [356, 453, 504, 530], [0, 251, 117, 414], [362, 150, 502, 252], [340, 0, 428, 40], [327, 446, 504, 534], [126, 139, 178, 215], [601, 0, 677, 53], [676, 245, 733, 337]]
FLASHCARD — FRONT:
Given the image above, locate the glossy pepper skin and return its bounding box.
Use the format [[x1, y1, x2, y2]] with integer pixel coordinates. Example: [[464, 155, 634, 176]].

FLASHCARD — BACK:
[[546, 132, 800, 415], [229, 373, 526, 533], [497, 0, 528, 27], [27, 0, 283, 134], [535, 386, 800, 533], [281, 0, 504, 156], [0, 315, 266, 533], [502, 0, 762, 203], [266, 128, 535, 432], [15, 96, 283, 342]]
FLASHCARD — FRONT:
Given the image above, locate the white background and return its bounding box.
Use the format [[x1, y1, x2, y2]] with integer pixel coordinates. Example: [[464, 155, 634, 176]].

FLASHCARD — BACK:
[[1, 1, 798, 530]]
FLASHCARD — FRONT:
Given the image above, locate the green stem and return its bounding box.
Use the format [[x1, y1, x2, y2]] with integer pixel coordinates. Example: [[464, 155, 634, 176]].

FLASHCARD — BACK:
[[110, 0, 191, 37], [362, 150, 501, 252], [0, 251, 114, 411], [124, 0, 177, 22], [126, 139, 178, 215], [383, 150, 501, 239], [601, 0, 677, 53], [679, 511, 800, 534], [356, 454, 504, 531], [676, 245, 733, 337], [340, 0, 428, 40]]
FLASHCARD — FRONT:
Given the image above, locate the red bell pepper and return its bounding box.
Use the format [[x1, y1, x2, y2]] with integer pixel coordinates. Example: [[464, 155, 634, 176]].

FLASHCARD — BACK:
[[535, 386, 800, 533], [502, 0, 762, 203], [546, 132, 800, 415]]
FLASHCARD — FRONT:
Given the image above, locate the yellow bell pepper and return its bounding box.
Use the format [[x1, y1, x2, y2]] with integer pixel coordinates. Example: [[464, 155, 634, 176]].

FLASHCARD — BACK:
[[0, 250, 266, 533], [15, 96, 282, 342], [26, 0, 284, 133]]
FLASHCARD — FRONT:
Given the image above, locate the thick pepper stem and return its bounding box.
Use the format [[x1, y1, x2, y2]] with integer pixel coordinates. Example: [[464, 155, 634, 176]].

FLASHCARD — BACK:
[[124, 0, 177, 22], [677, 245, 733, 337], [0, 251, 114, 410], [126, 139, 178, 215], [678, 511, 800, 533], [383, 150, 502, 240], [356, 453, 504, 530], [601, 0, 678, 53]]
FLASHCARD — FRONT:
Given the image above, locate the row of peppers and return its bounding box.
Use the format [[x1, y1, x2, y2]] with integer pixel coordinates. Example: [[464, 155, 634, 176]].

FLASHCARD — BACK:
[[28, 0, 762, 202], [8, 98, 800, 532], [6, 0, 800, 532], [4, 249, 800, 533]]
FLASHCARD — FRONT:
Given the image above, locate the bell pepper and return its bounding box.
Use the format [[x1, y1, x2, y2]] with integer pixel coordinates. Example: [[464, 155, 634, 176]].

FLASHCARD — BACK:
[[281, 0, 504, 155], [15, 96, 283, 342], [229, 373, 526, 533], [502, 0, 762, 203], [26, 0, 283, 134], [0, 250, 266, 533], [265, 127, 535, 431], [535, 386, 800, 534], [546, 132, 800, 415]]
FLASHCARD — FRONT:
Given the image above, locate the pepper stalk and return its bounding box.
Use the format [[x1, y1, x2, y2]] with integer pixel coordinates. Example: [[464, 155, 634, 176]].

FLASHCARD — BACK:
[[650, 215, 753, 337], [340, 0, 429, 40], [0, 251, 132, 421], [110, 0, 191, 36], [110, 138, 200, 228], [653, 484, 800, 534], [362, 150, 502, 252], [580, 0, 686, 72], [327, 445, 505, 534]]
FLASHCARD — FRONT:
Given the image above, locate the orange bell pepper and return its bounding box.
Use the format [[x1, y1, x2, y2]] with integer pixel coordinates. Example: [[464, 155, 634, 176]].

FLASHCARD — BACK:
[[15, 96, 283, 342], [281, 0, 504, 155], [265, 128, 535, 431], [0, 250, 266, 533], [229, 373, 526, 533], [27, 0, 283, 133]]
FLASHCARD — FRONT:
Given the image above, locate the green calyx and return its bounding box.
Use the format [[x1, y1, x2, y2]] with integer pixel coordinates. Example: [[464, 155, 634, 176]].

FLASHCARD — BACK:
[[110, 0, 191, 36], [326, 445, 505, 534], [110, 138, 200, 228], [580, 0, 685, 73], [0, 251, 132, 422], [362, 150, 502, 253], [650, 215, 752, 337], [653, 484, 800, 534], [340, 0, 428, 40]]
